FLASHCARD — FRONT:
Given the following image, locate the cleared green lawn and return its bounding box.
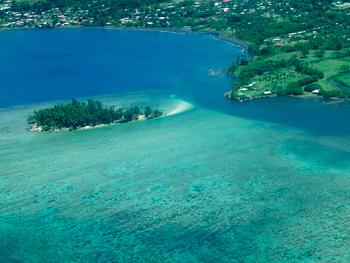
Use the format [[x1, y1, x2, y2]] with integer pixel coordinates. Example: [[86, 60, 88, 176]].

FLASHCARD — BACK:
[[333, 73, 350, 87], [254, 52, 350, 92], [312, 58, 350, 91], [313, 59, 350, 78]]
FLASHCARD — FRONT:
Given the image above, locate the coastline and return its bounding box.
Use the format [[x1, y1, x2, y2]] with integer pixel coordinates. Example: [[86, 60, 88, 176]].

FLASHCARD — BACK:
[[0, 25, 252, 105], [2, 25, 347, 104], [27, 113, 162, 133], [0, 24, 249, 51], [225, 88, 349, 103]]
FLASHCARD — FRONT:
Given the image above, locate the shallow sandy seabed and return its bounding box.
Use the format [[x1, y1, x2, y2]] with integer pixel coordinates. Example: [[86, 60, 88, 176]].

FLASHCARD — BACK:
[[0, 29, 350, 263], [1, 92, 350, 262]]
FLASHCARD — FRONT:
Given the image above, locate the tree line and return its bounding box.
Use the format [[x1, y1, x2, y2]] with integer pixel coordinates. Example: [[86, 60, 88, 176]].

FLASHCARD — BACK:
[[27, 99, 163, 131]]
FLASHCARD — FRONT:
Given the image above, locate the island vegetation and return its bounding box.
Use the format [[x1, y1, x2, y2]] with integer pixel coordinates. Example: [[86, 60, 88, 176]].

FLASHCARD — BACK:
[[27, 99, 164, 132], [0, 0, 349, 101]]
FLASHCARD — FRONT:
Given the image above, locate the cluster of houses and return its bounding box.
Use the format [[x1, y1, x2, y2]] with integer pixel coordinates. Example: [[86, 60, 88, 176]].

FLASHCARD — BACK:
[[115, 0, 347, 29], [238, 82, 273, 96], [0, 0, 10, 11], [115, 0, 280, 28], [0, 0, 280, 28], [0, 0, 348, 30], [0, 1, 89, 28], [333, 1, 350, 9], [119, 7, 171, 26]]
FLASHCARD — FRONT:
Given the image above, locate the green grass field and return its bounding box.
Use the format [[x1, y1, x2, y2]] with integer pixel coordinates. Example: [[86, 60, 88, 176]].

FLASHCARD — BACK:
[[333, 73, 350, 87], [312, 57, 350, 91]]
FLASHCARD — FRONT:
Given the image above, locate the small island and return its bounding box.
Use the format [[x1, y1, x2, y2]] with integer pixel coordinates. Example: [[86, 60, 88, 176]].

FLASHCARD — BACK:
[[27, 99, 164, 132]]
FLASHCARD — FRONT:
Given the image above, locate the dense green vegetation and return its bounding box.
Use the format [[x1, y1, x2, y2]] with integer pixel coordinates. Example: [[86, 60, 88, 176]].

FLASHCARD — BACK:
[[27, 99, 163, 131]]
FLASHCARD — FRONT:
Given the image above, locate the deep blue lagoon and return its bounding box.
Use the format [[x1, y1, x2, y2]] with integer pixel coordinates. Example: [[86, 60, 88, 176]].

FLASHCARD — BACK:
[[0, 28, 350, 262]]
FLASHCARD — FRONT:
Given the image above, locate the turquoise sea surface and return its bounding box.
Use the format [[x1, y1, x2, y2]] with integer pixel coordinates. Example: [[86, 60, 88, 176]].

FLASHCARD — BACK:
[[0, 28, 350, 262]]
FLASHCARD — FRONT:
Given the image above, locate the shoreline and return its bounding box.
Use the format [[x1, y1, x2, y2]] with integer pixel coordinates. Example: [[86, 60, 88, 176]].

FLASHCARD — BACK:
[[225, 89, 349, 103], [1, 25, 347, 104], [27, 113, 164, 133], [0, 24, 248, 51]]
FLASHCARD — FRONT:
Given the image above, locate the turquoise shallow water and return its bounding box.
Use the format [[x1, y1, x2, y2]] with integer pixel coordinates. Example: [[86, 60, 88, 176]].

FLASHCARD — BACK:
[[0, 29, 350, 262]]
